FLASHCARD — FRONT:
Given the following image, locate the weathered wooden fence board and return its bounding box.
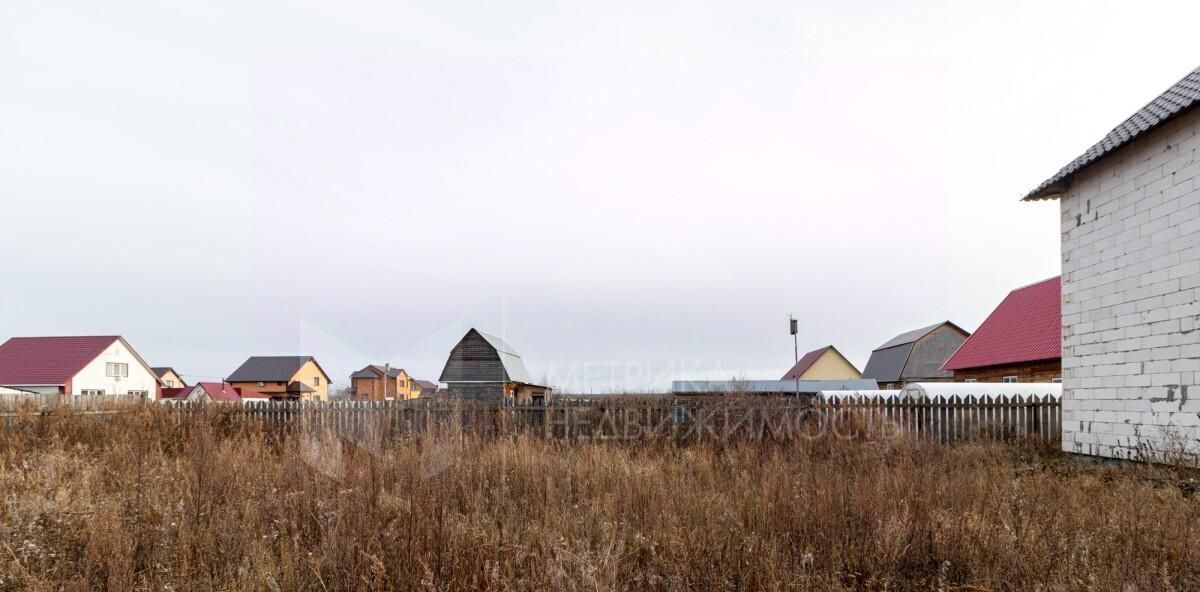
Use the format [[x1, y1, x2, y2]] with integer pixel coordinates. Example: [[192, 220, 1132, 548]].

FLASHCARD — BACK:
[[0, 394, 1062, 444]]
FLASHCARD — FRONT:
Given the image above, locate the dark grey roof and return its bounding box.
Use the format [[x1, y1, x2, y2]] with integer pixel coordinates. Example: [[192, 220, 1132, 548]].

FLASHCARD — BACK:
[[228, 356, 326, 382], [151, 367, 176, 378], [286, 381, 316, 393], [861, 344, 913, 383], [862, 322, 968, 383], [414, 379, 438, 390], [1024, 67, 1200, 201], [875, 322, 947, 350], [350, 365, 403, 379]]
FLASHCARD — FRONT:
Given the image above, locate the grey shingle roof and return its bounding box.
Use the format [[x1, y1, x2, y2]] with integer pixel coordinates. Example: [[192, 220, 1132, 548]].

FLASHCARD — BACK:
[[228, 356, 326, 382], [1024, 67, 1200, 201]]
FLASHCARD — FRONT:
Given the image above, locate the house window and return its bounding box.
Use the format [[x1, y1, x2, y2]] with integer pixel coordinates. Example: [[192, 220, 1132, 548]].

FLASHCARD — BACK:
[[964, 379, 977, 383], [1052, 377, 1063, 383], [165, 380, 175, 387], [1002, 376, 1019, 383], [81, 389, 105, 395], [127, 390, 148, 398], [106, 363, 129, 378], [257, 382, 265, 387], [314, 376, 321, 386]]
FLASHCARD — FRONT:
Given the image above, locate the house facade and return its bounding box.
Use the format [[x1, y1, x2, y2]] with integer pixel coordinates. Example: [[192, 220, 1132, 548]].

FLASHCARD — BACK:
[[227, 356, 331, 401], [351, 365, 417, 401], [1024, 67, 1200, 460], [412, 379, 439, 397], [942, 277, 1063, 384], [862, 322, 970, 390], [0, 336, 161, 398], [152, 367, 187, 388], [439, 329, 551, 404], [780, 346, 861, 381]]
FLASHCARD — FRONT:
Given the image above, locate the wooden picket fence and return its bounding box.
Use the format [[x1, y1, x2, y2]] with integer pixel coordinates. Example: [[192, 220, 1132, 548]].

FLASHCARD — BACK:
[[823, 394, 1061, 444], [0, 393, 1061, 445]]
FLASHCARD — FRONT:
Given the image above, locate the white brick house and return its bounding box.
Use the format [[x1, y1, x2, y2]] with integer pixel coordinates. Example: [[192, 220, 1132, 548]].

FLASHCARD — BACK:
[[1025, 67, 1200, 460]]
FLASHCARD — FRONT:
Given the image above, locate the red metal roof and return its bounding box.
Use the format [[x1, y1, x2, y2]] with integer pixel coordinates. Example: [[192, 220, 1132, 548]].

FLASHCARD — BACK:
[[781, 346, 832, 380], [160, 387, 190, 400], [942, 277, 1062, 371], [0, 336, 120, 386], [194, 382, 245, 402]]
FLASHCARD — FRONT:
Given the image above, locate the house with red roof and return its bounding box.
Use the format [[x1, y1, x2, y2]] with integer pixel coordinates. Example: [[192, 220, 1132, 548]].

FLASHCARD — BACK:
[[780, 345, 862, 381], [0, 336, 161, 398], [941, 277, 1062, 383], [159, 381, 270, 404]]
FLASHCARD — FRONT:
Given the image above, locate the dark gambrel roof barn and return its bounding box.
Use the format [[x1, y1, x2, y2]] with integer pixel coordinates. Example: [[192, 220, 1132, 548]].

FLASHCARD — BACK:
[[439, 329, 551, 403], [861, 322, 970, 389]]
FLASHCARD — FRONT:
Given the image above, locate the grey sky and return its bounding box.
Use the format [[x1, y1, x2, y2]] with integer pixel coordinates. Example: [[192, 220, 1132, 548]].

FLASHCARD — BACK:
[[2, 0, 1198, 391]]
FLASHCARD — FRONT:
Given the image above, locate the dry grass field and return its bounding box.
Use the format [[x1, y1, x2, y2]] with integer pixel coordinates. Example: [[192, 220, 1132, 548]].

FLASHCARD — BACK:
[[0, 406, 1199, 591]]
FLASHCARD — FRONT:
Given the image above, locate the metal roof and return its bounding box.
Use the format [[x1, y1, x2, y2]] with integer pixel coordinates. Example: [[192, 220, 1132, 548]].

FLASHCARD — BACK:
[[942, 277, 1062, 370], [876, 322, 949, 350], [476, 331, 533, 384], [0, 336, 120, 386], [1024, 67, 1200, 201], [227, 356, 328, 383], [672, 379, 879, 395], [860, 343, 913, 383], [862, 321, 968, 383]]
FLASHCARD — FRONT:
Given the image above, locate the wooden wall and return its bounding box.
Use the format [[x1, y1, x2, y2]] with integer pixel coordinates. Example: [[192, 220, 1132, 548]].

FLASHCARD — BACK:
[[952, 359, 1061, 383]]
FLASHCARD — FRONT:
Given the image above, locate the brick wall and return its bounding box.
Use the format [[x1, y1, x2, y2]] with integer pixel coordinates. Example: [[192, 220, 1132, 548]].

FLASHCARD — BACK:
[[1060, 106, 1200, 461], [952, 359, 1062, 383]]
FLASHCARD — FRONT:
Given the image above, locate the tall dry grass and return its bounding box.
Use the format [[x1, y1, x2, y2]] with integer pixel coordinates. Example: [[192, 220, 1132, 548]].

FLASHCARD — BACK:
[[0, 406, 1197, 591]]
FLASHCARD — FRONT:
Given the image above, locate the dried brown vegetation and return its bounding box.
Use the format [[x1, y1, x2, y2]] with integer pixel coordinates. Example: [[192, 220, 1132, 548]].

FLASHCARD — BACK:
[[0, 406, 1199, 591]]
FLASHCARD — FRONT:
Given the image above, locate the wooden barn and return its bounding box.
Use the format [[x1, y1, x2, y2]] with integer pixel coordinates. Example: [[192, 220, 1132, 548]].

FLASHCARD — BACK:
[[438, 329, 552, 404]]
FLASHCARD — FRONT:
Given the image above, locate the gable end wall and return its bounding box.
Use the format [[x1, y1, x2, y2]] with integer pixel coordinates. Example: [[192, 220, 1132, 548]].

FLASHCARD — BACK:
[[1060, 106, 1200, 460]]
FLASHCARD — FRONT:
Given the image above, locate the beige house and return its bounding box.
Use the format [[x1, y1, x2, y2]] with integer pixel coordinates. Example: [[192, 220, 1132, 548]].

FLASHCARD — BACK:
[[351, 365, 427, 401], [781, 345, 861, 381], [226, 356, 331, 401], [152, 367, 187, 388]]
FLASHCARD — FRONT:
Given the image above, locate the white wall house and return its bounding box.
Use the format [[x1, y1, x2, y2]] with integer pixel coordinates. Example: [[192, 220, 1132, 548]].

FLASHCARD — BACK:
[[1024, 67, 1200, 460], [0, 336, 161, 399]]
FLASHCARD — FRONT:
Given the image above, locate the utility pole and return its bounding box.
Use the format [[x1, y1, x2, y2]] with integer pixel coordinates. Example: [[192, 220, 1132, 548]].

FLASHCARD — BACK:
[[788, 314, 799, 398]]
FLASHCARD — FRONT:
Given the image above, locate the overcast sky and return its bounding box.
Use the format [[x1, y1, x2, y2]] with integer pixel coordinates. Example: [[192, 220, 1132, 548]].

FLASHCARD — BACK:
[[2, 0, 1198, 392]]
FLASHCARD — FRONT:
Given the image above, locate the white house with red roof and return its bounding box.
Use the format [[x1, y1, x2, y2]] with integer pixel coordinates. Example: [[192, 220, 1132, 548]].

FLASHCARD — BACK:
[[941, 277, 1063, 384], [0, 336, 161, 398]]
